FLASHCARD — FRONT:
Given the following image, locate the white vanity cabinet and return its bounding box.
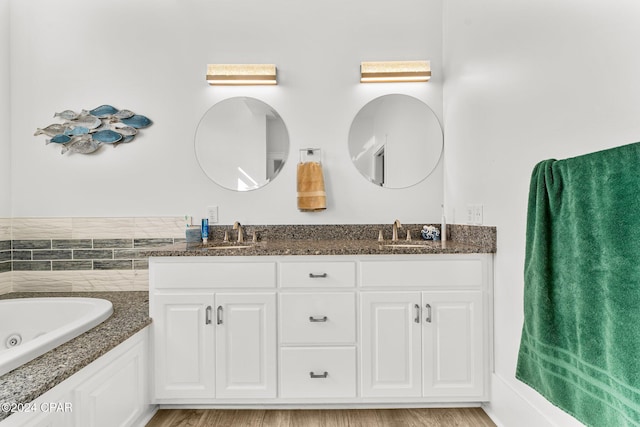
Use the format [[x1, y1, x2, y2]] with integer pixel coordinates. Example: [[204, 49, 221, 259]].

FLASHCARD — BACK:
[[359, 257, 488, 401], [150, 259, 277, 402], [149, 253, 492, 406], [360, 291, 484, 399]]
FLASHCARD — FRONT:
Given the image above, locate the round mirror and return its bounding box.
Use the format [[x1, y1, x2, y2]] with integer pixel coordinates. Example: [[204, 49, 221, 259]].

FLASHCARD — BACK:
[[348, 94, 443, 189], [195, 97, 289, 191]]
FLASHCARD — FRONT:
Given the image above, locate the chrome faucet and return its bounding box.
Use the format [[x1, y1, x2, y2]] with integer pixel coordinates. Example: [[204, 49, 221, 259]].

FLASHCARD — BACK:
[[392, 219, 402, 241], [233, 221, 244, 243]]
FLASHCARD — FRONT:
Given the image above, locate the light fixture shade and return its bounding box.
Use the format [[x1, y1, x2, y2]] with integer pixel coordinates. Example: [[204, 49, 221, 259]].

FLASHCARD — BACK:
[[206, 64, 277, 85], [360, 60, 431, 83]]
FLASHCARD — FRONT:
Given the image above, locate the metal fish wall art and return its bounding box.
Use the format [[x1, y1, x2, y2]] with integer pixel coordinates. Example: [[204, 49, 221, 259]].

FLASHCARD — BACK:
[[120, 114, 152, 129], [36, 105, 153, 155], [34, 123, 69, 137], [46, 134, 72, 144], [89, 104, 119, 118], [64, 126, 90, 136], [92, 129, 123, 144], [54, 110, 78, 121], [60, 135, 101, 155]]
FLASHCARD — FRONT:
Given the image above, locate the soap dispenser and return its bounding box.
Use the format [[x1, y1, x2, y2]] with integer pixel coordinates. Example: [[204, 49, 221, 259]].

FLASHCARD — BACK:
[[201, 218, 209, 244]]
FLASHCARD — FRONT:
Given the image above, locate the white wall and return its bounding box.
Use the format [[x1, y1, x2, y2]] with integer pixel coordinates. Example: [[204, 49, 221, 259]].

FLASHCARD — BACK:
[[10, 0, 443, 224], [443, 1, 640, 426], [0, 0, 10, 217]]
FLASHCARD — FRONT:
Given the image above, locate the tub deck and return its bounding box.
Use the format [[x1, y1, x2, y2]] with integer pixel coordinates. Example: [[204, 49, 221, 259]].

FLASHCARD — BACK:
[[0, 292, 151, 422]]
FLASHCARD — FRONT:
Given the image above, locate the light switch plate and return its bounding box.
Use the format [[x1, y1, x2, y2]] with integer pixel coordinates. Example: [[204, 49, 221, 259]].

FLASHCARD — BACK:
[[466, 204, 483, 225], [207, 206, 219, 224]]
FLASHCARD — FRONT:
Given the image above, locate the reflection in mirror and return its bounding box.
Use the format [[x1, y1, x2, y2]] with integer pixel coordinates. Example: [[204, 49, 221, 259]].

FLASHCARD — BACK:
[[195, 97, 289, 191], [348, 94, 443, 189]]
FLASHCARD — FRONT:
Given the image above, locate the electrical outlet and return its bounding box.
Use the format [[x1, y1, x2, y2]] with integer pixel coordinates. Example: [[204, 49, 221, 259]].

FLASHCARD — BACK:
[[466, 204, 483, 225], [207, 206, 219, 224]]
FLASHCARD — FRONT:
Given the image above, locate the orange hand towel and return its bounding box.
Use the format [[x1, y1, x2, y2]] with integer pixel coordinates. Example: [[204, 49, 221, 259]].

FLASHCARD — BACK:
[[297, 162, 326, 212]]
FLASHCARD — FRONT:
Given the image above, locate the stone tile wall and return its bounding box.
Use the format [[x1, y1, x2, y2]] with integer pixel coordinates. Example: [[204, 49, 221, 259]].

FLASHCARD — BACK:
[[0, 218, 11, 294], [1, 217, 185, 293]]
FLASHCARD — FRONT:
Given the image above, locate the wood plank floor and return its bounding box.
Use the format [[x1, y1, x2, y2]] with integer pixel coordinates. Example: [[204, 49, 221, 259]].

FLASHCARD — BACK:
[[146, 408, 497, 427]]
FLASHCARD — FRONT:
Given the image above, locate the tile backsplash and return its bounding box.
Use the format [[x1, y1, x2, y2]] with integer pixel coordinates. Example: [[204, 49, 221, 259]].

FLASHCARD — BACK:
[[0, 218, 12, 294], [0, 217, 184, 293]]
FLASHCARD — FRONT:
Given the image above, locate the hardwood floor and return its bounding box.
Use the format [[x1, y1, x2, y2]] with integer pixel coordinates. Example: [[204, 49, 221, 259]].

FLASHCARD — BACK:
[[146, 408, 496, 427]]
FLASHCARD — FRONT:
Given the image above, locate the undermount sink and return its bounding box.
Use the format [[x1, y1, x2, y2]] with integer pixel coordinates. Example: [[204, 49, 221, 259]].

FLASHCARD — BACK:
[[186, 242, 254, 250], [384, 244, 427, 248], [383, 242, 438, 248], [205, 245, 252, 250]]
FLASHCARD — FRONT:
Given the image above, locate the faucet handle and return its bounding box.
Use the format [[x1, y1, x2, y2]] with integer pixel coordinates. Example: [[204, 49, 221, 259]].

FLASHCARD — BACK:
[[233, 221, 244, 243], [406, 229, 412, 241]]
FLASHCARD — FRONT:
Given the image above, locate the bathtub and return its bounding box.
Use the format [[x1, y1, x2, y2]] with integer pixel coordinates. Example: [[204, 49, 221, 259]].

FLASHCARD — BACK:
[[0, 297, 113, 377]]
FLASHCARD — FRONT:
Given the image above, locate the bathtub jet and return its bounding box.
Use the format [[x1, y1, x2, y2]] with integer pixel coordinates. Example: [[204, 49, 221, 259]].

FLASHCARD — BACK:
[[0, 297, 113, 377]]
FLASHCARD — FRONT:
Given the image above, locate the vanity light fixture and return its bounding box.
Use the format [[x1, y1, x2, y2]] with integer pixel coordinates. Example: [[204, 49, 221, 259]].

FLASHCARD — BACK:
[[360, 60, 431, 83], [206, 64, 277, 85]]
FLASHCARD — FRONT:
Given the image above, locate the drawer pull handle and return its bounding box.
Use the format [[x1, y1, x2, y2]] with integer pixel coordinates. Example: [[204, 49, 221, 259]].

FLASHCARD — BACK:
[[309, 371, 328, 379], [309, 273, 328, 278], [309, 316, 328, 322], [217, 306, 223, 325], [205, 306, 212, 325], [414, 304, 420, 323], [425, 303, 432, 323]]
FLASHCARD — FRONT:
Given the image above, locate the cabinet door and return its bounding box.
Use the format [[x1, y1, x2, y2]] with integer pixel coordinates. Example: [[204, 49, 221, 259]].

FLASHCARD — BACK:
[[75, 337, 146, 427], [361, 292, 422, 397], [422, 291, 484, 398], [153, 293, 215, 399], [215, 293, 276, 398]]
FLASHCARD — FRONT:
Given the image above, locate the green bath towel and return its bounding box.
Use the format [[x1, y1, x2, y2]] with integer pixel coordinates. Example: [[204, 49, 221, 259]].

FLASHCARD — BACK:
[[517, 142, 640, 427]]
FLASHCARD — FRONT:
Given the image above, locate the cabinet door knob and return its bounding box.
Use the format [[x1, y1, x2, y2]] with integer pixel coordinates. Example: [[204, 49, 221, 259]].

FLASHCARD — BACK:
[[309, 316, 328, 322], [217, 306, 223, 325], [414, 304, 420, 323], [309, 273, 328, 278], [309, 371, 328, 379], [205, 306, 212, 325], [425, 303, 432, 323]]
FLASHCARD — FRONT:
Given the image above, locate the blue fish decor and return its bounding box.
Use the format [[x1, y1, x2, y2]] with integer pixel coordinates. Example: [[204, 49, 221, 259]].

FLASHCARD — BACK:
[[63, 126, 90, 136], [89, 105, 119, 118], [47, 134, 71, 144], [36, 105, 153, 155], [120, 114, 152, 129], [92, 129, 123, 144]]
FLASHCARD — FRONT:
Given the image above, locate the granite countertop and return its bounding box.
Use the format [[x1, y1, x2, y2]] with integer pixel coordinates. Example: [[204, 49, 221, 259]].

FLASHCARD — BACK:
[[143, 238, 493, 257], [142, 224, 497, 257], [0, 292, 151, 422]]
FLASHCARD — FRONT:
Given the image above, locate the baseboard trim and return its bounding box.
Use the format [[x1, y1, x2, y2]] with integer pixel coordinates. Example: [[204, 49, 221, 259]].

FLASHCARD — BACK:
[[158, 402, 484, 410], [134, 405, 159, 427], [483, 373, 556, 427]]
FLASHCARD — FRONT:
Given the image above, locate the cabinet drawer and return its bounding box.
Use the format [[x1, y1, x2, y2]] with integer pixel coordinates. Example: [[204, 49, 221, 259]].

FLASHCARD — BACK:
[[279, 293, 356, 344], [280, 347, 356, 398], [360, 259, 484, 288], [151, 260, 276, 289], [279, 261, 356, 288]]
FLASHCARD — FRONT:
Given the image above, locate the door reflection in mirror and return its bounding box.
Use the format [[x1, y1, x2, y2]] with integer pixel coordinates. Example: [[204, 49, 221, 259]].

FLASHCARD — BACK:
[[348, 94, 442, 189]]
